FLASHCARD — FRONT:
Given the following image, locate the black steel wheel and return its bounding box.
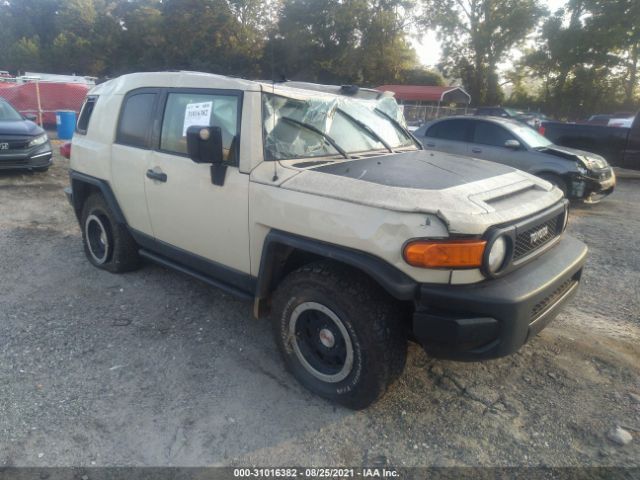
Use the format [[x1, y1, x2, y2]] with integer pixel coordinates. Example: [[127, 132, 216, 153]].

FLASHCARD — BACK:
[[84, 213, 111, 265], [271, 261, 407, 409], [290, 301, 354, 383], [80, 193, 140, 273]]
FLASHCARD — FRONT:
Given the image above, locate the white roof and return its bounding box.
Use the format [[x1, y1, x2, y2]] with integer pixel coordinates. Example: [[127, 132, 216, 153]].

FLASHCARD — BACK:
[[89, 71, 376, 101]]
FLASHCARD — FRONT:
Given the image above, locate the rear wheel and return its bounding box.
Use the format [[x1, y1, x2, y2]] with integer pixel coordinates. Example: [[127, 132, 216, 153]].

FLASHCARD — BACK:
[[271, 261, 407, 409], [80, 193, 140, 273], [538, 173, 568, 197]]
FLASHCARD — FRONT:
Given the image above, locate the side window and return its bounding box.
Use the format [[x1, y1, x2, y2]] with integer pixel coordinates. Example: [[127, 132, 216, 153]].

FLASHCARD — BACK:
[[425, 121, 450, 138], [116, 93, 157, 149], [472, 122, 516, 147], [160, 92, 240, 163], [76, 95, 98, 134], [426, 119, 472, 142]]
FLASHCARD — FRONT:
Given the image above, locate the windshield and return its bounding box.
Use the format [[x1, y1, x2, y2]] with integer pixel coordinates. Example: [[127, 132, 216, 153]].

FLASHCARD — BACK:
[[262, 93, 415, 161], [504, 107, 524, 117], [511, 123, 553, 148], [0, 100, 23, 121]]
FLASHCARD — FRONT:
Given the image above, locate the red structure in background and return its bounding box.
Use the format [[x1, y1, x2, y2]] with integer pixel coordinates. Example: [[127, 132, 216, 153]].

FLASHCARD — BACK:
[[0, 81, 89, 126], [375, 85, 471, 105]]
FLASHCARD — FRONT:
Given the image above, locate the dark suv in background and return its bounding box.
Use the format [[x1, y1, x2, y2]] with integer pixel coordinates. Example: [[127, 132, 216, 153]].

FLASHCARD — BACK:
[[414, 116, 615, 203], [0, 98, 52, 172]]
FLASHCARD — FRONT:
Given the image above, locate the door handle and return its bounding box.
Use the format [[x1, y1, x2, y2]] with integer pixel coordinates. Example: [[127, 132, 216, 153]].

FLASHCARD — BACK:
[[426, 142, 436, 148], [146, 168, 167, 182], [472, 148, 482, 154]]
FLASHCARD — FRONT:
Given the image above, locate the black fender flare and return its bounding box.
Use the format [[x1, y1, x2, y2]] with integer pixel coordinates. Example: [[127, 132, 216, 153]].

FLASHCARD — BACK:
[[69, 170, 127, 224], [256, 229, 418, 303]]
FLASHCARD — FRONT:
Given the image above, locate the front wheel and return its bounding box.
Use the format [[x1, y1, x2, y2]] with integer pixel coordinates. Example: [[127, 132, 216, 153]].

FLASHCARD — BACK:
[[271, 261, 407, 409]]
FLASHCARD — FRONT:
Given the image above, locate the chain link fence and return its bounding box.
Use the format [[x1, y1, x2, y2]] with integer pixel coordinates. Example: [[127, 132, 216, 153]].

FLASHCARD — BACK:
[[0, 79, 89, 128], [402, 104, 474, 126]]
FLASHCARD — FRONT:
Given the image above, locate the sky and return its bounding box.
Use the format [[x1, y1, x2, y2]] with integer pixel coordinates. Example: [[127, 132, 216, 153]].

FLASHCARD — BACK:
[[411, 0, 567, 67]]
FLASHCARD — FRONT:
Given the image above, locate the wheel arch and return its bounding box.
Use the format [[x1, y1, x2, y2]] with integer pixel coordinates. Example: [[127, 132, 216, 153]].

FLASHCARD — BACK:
[[533, 166, 572, 178], [70, 171, 127, 225], [254, 230, 417, 318]]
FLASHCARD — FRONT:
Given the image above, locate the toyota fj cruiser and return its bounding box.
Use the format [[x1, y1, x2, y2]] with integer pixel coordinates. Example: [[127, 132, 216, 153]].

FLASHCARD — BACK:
[[66, 72, 587, 409]]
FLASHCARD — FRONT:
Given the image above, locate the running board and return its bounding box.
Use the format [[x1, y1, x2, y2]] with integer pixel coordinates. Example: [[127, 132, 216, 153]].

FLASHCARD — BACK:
[[138, 249, 254, 301]]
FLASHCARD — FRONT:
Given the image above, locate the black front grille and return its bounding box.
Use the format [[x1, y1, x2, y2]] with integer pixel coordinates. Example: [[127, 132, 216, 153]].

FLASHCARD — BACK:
[[513, 213, 563, 261], [0, 138, 29, 151], [530, 278, 576, 321]]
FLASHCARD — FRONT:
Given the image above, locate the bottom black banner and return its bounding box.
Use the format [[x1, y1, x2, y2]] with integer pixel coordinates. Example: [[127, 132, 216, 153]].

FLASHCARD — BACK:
[[0, 468, 638, 480]]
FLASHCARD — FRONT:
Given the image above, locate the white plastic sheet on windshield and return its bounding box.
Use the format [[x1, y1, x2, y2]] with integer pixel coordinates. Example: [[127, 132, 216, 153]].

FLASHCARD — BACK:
[[263, 93, 412, 161]]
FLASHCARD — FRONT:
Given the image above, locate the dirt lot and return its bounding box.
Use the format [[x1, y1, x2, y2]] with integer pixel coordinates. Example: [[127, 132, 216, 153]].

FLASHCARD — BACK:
[[1, 148, 639, 468]]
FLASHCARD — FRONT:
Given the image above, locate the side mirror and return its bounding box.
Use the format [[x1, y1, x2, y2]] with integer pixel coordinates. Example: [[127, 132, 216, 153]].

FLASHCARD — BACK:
[[186, 125, 227, 186], [24, 113, 37, 122], [505, 139, 521, 150], [186, 125, 224, 164]]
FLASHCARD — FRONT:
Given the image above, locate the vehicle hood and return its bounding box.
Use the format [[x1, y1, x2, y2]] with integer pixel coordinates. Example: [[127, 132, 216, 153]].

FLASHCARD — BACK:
[[276, 150, 563, 234], [538, 144, 609, 169], [0, 120, 43, 137]]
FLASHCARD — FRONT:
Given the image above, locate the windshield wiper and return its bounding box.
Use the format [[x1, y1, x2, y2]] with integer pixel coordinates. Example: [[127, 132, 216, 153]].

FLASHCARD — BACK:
[[336, 108, 393, 153], [373, 108, 422, 149], [280, 116, 349, 159]]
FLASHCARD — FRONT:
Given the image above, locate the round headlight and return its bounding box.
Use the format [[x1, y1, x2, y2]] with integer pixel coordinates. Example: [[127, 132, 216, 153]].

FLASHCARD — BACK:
[[487, 236, 507, 273]]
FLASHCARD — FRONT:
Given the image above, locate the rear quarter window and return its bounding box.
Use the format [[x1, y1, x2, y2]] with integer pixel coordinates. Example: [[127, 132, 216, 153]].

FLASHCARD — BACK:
[[76, 96, 98, 135]]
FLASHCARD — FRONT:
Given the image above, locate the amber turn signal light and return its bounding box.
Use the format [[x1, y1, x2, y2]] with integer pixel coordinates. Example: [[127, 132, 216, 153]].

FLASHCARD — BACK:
[[403, 239, 487, 268]]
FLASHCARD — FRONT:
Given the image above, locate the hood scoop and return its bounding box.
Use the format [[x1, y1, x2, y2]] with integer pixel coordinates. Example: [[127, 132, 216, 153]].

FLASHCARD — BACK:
[[470, 181, 543, 211]]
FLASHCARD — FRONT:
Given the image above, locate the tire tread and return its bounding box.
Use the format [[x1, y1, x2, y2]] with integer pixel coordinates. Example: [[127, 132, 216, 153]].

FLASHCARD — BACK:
[[271, 260, 407, 409]]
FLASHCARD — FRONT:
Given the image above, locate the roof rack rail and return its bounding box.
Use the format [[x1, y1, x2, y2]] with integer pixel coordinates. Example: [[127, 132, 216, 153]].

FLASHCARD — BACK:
[[279, 81, 392, 100]]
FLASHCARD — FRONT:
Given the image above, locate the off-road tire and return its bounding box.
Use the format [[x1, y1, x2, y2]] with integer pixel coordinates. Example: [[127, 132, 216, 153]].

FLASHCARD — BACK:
[[271, 261, 407, 409], [80, 193, 140, 273], [539, 173, 569, 197]]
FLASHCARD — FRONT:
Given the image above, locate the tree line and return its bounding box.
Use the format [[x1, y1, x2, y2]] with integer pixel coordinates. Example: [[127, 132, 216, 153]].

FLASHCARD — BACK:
[[0, 0, 638, 118]]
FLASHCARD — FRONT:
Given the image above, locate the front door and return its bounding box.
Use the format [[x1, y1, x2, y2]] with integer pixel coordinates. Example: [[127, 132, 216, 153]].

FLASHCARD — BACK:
[[144, 89, 251, 279], [466, 120, 531, 172]]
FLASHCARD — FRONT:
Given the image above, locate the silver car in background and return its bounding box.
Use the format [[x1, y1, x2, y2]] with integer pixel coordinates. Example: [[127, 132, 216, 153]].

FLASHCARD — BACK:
[[413, 116, 615, 203]]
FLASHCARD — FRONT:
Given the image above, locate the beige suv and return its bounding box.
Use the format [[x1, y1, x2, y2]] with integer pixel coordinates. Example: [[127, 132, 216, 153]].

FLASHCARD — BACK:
[[65, 72, 587, 409]]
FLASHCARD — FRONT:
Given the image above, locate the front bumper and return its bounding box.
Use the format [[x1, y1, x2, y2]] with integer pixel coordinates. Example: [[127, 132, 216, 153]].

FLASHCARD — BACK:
[[413, 235, 587, 361], [0, 142, 53, 170], [572, 168, 616, 202]]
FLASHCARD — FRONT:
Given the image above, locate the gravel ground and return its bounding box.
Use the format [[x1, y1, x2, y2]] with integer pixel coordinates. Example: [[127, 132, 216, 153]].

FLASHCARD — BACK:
[[0, 149, 638, 468]]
